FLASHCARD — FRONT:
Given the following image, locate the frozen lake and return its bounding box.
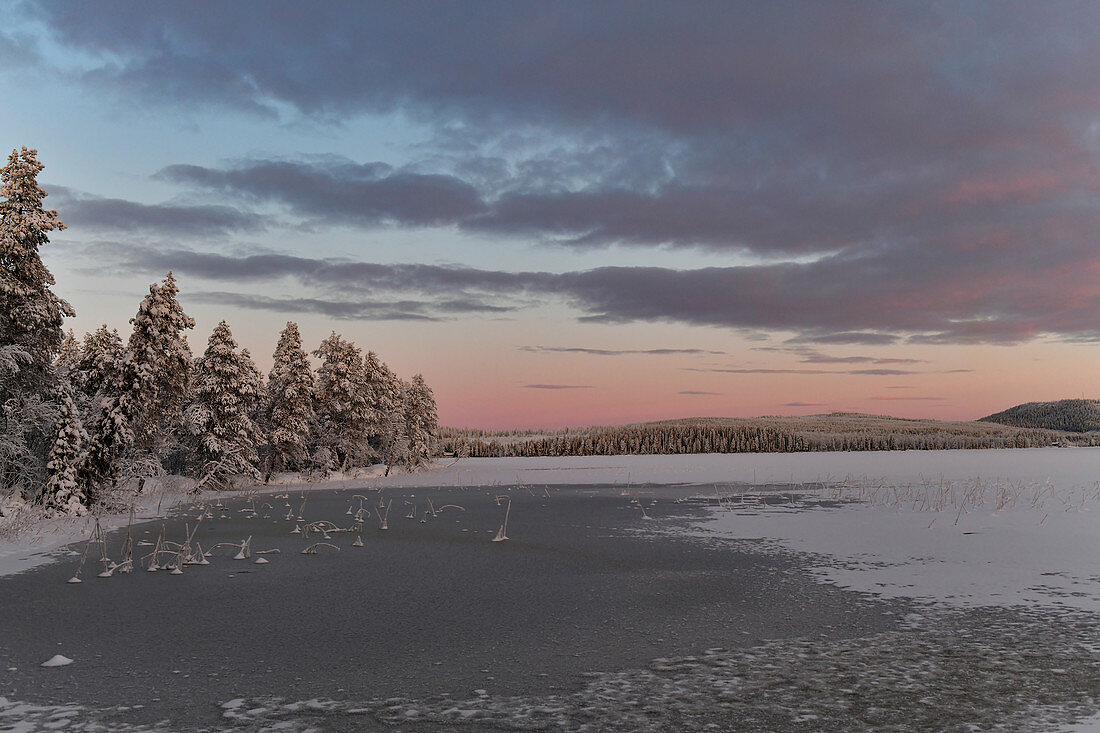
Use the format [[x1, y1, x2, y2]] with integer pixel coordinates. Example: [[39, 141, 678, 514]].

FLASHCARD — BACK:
[[2, 448, 1100, 730]]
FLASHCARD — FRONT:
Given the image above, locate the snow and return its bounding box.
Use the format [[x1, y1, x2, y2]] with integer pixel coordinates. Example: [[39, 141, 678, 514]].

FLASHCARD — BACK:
[[334, 447, 1100, 490], [681, 456, 1100, 612], [40, 655, 73, 667], [0, 475, 195, 579]]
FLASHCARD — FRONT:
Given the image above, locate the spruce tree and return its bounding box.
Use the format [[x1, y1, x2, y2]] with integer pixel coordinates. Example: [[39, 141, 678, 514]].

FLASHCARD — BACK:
[[265, 322, 315, 473], [40, 378, 89, 515], [185, 321, 261, 489], [124, 272, 195, 449], [0, 147, 72, 401], [73, 325, 125, 409], [82, 274, 194, 489], [312, 332, 371, 471], [56, 329, 80, 375], [404, 373, 439, 468]]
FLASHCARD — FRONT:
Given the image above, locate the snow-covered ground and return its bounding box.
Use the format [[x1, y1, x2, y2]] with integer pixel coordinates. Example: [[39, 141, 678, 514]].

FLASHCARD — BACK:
[[690, 473, 1100, 612], [355, 447, 1100, 491]]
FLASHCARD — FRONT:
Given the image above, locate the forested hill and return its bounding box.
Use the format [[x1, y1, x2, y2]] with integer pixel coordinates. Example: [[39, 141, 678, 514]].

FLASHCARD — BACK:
[[980, 399, 1100, 433], [441, 413, 1100, 458]]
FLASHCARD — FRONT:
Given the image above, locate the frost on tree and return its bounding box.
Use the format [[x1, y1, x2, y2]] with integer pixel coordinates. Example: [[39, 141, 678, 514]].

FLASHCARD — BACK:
[[72, 326, 124, 411], [41, 379, 90, 515], [404, 373, 439, 468], [0, 148, 72, 502], [264, 322, 315, 473], [0, 147, 73, 401], [82, 274, 194, 489], [362, 350, 395, 451], [312, 332, 373, 471], [185, 321, 262, 489], [0, 344, 56, 498], [373, 361, 408, 475], [123, 272, 195, 450]]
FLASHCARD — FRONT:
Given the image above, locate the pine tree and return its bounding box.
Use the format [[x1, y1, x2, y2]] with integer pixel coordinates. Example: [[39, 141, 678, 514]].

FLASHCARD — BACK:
[[404, 373, 439, 468], [265, 322, 315, 473], [0, 147, 72, 401], [312, 332, 372, 471], [40, 379, 89, 515], [185, 321, 261, 489]]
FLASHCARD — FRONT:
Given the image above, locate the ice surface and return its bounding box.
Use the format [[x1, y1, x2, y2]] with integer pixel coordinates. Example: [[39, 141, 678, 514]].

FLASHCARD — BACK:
[[688, 471, 1100, 612]]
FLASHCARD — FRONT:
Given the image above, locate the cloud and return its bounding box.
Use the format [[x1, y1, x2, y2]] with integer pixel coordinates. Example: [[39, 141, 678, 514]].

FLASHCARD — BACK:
[[848, 369, 918, 376], [679, 390, 722, 396], [793, 332, 900, 346], [522, 384, 593, 390], [684, 367, 918, 376], [794, 350, 924, 365], [76, 241, 1100, 345], [782, 401, 826, 407], [520, 346, 724, 356], [50, 187, 264, 237], [159, 160, 485, 227], [186, 291, 500, 321]]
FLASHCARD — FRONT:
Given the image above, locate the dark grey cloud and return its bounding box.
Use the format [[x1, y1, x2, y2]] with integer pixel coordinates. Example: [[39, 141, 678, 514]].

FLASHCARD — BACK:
[[522, 384, 593, 390], [159, 160, 485, 227], [85, 244, 1100, 345], [190, 292, 437, 321], [50, 187, 264, 237], [23, 3, 1100, 265], [679, 390, 722, 396], [190, 292, 475, 322], [782, 401, 826, 407], [520, 346, 724, 357]]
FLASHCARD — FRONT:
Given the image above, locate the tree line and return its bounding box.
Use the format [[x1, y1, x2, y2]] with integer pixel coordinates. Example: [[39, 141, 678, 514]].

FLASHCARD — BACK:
[[0, 147, 439, 516], [442, 414, 1098, 458]]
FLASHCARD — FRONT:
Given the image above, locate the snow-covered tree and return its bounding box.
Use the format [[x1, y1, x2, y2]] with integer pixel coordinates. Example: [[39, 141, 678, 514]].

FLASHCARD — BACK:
[[380, 376, 409, 475], [0, 345, 54, 497], [403, 373, 439, 468], [123, 272, 195, 449], [73, 325, 124, 407], [56, 329, 80, 375], [0, 147, 72, 401], [185, 321, 261, 489], [82, 274, 194, 488], [361, 350, 394, 451], [40, 379, 89, 515], [312, 332, 372, 471], [264, 322, 315, 473]]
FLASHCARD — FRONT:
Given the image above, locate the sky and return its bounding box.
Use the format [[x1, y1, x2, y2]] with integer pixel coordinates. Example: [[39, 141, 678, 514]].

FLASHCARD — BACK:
[[2, 0, 1100, 429]]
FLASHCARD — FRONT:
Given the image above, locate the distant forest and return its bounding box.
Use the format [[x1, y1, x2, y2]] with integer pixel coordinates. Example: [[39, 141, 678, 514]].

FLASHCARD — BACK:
[[980, 399, 1100, 433], [442, 413, 1100, 457]]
